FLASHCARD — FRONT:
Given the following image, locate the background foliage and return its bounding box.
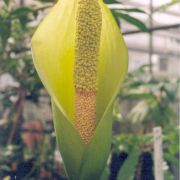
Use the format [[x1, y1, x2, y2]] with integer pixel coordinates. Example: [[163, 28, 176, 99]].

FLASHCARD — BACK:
[[0, 0, 179, 179]]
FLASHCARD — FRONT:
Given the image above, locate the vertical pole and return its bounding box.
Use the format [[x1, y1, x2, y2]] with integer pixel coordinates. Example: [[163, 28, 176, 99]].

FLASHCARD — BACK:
[[153, 127, 164, 180], [149, 0, 153, 73]]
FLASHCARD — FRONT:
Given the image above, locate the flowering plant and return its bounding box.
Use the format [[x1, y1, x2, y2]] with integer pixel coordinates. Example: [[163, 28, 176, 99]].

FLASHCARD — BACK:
[[31, 0, 128, 179]]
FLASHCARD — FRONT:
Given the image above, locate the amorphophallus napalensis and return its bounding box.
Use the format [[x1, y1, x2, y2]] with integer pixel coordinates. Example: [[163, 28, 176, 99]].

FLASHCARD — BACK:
[[31, 0, 128, 179]]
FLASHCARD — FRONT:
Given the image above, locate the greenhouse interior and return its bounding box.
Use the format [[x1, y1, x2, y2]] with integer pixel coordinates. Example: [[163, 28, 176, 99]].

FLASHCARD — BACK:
[[0, 0, 179, 180]]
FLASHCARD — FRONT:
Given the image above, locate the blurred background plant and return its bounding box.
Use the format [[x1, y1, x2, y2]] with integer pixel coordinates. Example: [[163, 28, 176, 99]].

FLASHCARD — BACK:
[[0, 0, 179, 179], [108, 65, 179, 180]]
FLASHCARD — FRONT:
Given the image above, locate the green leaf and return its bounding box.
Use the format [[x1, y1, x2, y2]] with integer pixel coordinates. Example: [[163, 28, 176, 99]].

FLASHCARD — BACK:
[[113, 11, 148, 32], [104, 0, 121, 4], [0, 165, 11, 171], [164, 153, 179, 167], [3, 0, 11, 6], [11, 7, 34, 17], [79, 105, 113, 180], [121, 92, 153, 100], [116, 8, 147, 14], [10, 7, 34, 27], [164, 169, 174, 180], [52, 100, 113, 180], [128, 101, 149, 123], [52, 100, 84, 179], [117, 149, 140, 180], [0, 17, 11, 48], [154, 0, 180, 12], [100, 166, 110, 180]]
